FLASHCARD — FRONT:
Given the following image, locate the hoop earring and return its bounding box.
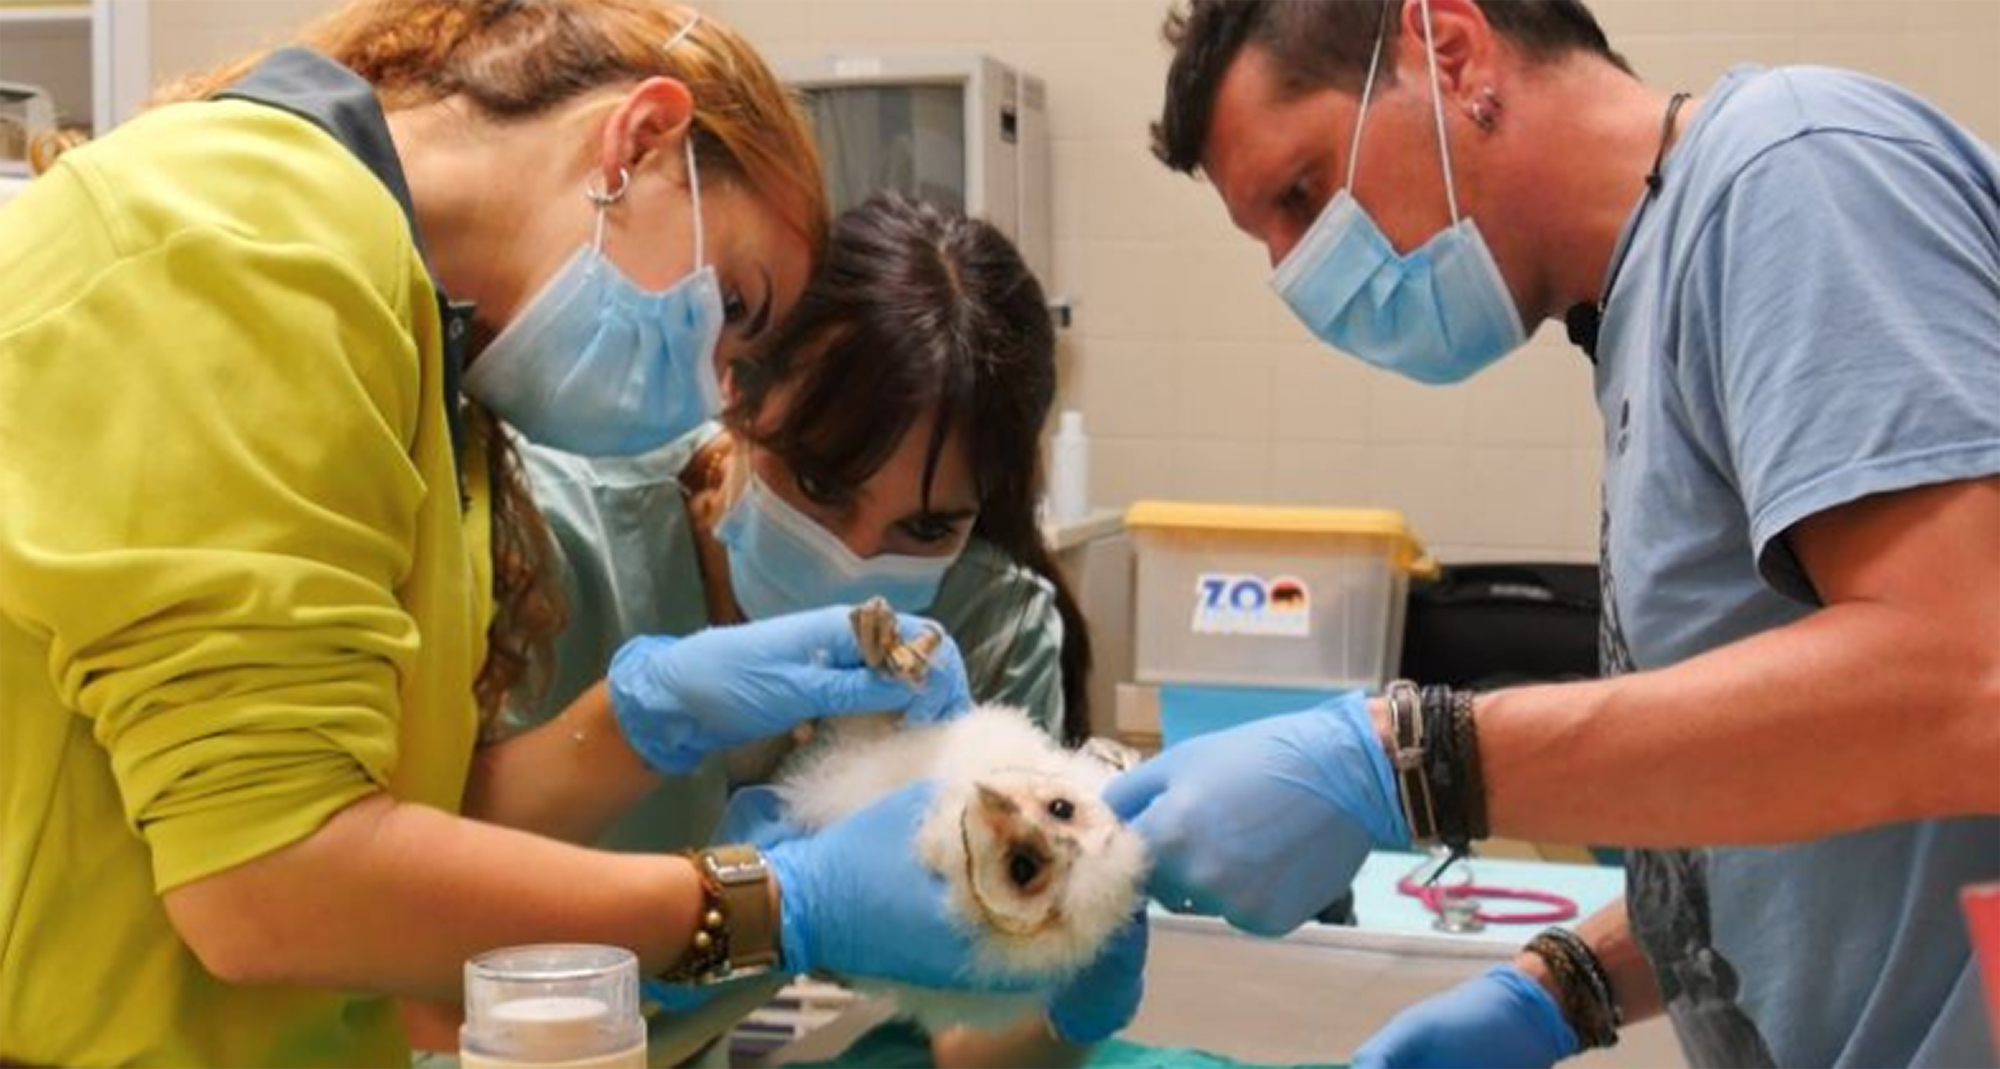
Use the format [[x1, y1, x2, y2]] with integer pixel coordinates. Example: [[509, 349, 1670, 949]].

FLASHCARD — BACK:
[[586, 166, 632, 207]]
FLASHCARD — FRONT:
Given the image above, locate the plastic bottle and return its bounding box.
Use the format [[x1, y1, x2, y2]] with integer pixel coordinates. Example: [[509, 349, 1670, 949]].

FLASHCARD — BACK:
[[461, 945, 646, 1069], [1049, 409, 1089, 524]]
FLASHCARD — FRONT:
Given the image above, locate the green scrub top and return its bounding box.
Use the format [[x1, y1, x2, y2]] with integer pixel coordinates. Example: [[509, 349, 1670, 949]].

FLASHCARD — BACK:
[[516, 423, 1067, 855]]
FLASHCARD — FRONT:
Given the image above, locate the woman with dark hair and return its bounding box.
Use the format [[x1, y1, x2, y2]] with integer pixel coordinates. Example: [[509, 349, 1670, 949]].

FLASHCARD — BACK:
[[724, 189, 1091, 744], [517, 194, 1126, 1063]]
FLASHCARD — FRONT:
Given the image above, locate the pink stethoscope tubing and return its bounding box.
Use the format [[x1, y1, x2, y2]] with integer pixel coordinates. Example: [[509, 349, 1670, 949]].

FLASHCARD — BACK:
[[1396, 872, 1580, 925]]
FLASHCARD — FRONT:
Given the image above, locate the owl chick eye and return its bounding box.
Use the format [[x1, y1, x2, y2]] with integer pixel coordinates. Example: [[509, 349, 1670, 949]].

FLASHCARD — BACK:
[[1046, 798, 1075, 821], [1007, 849, 1043, 889]]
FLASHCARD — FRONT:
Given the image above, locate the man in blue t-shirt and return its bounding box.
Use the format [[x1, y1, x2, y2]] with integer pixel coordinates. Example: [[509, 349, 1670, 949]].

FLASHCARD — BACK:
[[1112, 1, 2000, 1066]]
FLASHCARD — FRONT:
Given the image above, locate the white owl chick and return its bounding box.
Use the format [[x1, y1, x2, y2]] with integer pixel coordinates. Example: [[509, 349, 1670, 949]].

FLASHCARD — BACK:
[[771, 704, 1149, 1032]]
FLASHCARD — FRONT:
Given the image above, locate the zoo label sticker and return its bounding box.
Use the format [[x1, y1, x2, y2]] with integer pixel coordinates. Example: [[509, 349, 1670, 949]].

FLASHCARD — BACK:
[[1191, 573, 1311, 637]]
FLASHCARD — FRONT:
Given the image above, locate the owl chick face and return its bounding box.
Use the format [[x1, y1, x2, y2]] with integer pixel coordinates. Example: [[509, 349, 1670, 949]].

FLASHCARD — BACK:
[[959, 773, 1123, 938]]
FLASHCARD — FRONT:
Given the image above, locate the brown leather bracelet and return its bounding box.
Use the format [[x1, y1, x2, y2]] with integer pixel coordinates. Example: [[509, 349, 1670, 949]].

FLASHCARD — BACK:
[[657, 846, 780, 985], [1453, 689, 1489, 841], [1525, 928, 1620, 1050]]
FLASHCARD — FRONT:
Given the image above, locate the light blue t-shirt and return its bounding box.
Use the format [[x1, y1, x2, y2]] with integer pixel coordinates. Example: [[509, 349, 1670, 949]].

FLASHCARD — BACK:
[[1596, 66, 2000, 1067]]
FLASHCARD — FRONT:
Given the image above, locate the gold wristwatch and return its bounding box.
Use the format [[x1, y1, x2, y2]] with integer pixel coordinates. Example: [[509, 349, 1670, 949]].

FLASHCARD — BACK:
[[661, 845, 780, 985]]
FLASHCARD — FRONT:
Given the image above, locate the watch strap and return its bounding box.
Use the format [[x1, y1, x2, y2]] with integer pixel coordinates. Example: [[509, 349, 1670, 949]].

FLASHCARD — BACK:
[[658, 845, 779, 985], [1385, 679, 1440, 845], [704, 845, 779, 973]]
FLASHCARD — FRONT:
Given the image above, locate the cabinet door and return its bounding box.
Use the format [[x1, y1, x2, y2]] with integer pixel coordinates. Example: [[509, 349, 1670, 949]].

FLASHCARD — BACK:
[[93, 0, 151, 134]]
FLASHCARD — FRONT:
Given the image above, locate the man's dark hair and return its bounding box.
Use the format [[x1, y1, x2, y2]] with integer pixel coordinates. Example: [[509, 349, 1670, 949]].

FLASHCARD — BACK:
[[1152, 0, 1632, 174]]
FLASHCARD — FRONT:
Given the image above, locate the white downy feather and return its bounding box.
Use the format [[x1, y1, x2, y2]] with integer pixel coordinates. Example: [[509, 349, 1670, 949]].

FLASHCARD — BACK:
[[773, 705, 1148, 1032]]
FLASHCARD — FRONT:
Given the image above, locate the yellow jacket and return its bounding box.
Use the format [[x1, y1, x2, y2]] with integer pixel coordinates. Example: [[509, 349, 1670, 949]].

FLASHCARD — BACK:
[[0, 94, 490, 1064]]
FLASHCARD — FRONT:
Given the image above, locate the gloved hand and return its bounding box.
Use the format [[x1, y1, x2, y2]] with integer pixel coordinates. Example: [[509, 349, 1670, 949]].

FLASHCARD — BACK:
[[713, 785, 803, 851], [1103, 692, 1408, 936], [1046, 911, 1148, 1045], [764, 782, 1031, 992], [1352, 965, 1579, 1069], [637, 787, 812, 1015], [609, 605, 972, 775]]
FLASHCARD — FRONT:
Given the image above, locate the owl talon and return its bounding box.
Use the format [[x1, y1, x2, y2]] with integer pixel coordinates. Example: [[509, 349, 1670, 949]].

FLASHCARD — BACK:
[[849, 597, 900, 670], [851, 596, 944, 686]]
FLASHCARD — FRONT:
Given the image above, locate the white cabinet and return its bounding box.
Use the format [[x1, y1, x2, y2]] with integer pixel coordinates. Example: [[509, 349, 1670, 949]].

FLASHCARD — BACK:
[[0, 0, 149, 141], [0, 0, 145, 201], [1044, 508, 1135, 741]]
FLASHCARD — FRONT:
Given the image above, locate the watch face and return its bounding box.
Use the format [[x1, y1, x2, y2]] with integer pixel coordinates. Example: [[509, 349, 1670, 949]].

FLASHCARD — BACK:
[[705, 850, 768, 886]]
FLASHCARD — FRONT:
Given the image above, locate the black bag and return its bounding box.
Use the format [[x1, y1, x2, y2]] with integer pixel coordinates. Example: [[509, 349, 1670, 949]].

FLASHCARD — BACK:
[[1400, 563, 1601, 689]]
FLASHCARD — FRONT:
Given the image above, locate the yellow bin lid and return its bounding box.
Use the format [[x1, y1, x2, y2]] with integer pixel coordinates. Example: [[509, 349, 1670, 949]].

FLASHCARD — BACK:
[[1124, 500, 1438, 577]]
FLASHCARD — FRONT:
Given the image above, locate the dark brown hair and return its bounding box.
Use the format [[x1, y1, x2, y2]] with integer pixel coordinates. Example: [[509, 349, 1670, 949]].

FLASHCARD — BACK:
[[1153, 0, 1632, 174], [154, 0, 829, 730], [727, 195, 1093, 744]]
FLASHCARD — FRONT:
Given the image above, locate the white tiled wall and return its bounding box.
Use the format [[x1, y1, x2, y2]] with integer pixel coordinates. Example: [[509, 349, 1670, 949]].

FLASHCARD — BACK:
[[142, 0, 2000, 562], [692, 0, 2000, 563], [148, 0, 339, 83]]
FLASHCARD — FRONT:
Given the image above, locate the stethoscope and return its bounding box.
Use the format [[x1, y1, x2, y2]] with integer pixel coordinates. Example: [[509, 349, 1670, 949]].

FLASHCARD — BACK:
[[1395, 850, 1579, 934]]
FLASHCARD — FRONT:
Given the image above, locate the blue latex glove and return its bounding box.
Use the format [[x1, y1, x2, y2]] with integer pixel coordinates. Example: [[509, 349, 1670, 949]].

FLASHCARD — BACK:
[[713, 785, 803, 850], [641, 787, 810, 1015], [1352, 965, 1579, 1069], [764, 782, 1031, 992], [609, 605, 972, 775], [1045, 911, 1148, 1045], [1103, 692, 1409, 936]]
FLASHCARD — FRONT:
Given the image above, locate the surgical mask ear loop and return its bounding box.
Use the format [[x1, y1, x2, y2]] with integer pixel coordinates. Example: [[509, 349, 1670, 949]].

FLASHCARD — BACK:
[[578, 134, 704, 267], [581, 133, 705, 262], [1417, 0, 1462, 225], [585, 166, 631, 253], [658, 8, 708, 269], [1344, 2, 1391, 192], [685, 134, 706, 269]]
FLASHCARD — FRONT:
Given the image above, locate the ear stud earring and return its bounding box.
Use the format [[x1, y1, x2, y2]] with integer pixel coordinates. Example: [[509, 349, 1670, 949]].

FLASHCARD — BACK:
[[1469, 86, 1503, 132]]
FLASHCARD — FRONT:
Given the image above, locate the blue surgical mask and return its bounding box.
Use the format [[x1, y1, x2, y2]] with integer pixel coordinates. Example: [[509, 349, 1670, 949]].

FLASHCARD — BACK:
[[464, 137, 725, 455], [1270, 0, 1525, 385], [716, 471, 958, 620]]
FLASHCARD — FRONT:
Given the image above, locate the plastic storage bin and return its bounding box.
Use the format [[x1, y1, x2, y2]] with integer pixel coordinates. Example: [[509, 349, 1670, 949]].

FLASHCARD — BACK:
[[1126, 501, 1433, 692]]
